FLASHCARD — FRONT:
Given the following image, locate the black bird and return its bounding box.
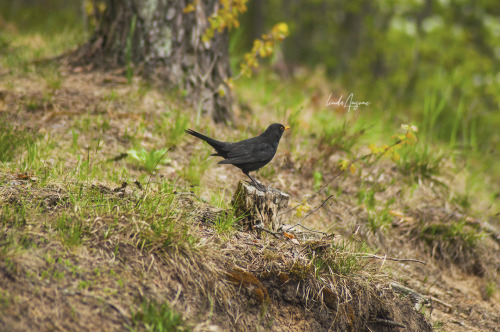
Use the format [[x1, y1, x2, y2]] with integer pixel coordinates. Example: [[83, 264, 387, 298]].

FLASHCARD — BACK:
[[185, 123, 290, 191]]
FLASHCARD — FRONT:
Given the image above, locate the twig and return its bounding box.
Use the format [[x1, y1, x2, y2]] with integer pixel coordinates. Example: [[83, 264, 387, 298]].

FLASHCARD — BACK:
[[288, 224, 328, 236], [174, 191, 208, 203], [134, 147, 173, 208], [390, 282, 453, 310], [286, 195, 335, 231], [428, 295, 453, 309], [253, 225, 281, 239], [356, 253, 426, 265]]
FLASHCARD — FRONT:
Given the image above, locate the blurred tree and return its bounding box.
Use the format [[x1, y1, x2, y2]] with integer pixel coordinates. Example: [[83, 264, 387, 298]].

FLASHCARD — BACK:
[[74, 0, 233, 123]]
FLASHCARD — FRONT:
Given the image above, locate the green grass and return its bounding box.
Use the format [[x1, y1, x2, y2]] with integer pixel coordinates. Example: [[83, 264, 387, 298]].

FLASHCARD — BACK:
[[420, 220, 484, 250], [0, 2, 86, 72], [213, 209, 243, 234], [210, 189, 244, 234], [182, 149, 212, 187], [485, 281, 497, 300], [156, 109, 191, 147], [396, 144, 445, 183], [0, 119, 39, 162], [130, 299, 189, 332], [127, 147, 171, 173]]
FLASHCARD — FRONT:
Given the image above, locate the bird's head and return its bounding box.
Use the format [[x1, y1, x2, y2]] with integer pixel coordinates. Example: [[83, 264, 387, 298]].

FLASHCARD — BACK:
[[262, 123, 290, 140]]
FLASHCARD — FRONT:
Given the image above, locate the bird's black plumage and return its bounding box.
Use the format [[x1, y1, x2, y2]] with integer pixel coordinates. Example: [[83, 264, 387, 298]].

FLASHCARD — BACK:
[[185, 123, 290, 191]]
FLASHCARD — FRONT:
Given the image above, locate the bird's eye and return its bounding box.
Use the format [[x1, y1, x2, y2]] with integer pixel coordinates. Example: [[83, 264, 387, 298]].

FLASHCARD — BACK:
[[280, 127, 284, 131]]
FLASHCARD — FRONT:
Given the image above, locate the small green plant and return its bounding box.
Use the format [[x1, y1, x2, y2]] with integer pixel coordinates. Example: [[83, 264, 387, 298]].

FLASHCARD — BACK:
[[127, 147, 171, 173], [319, 118, 364, 154], [18, 137, 56, 174], [313, 171, 322, 191], [397, 144, 444, 183], [103, 89, 119, 102], [420, 220, 483, 249], [55, 214, 83, 246], [71, 129, 80, 151], [416, 219, 486, 274], [130, 299, 189, 332], [0, 119, 38, 162], [485, 281, 497, 300], [156, 110, 190, 146], [433, 320, 444, 331], [214, 209, 243, 234], [309, 238, 370, 277], [182, 150, 211, 186], [365, 205, 393, 234], [44, 69, 63, 91]]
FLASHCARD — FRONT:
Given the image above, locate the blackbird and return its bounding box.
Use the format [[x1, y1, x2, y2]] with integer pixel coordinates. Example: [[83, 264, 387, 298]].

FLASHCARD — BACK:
[[185, 123, 290, 191]]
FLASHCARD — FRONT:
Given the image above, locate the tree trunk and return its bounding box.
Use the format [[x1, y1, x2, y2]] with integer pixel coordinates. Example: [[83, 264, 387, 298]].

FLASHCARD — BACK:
[[74, 0, 232, 123]]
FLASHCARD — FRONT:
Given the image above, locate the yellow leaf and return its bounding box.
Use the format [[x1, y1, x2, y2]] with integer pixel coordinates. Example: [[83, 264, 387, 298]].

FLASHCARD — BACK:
[[391, 152, 400, 162], [218, 85, 226, 97], [368, 143, 378, 153], [349, 164, 356, 175], [295, 199, 311, 217], [183, 4, 195, 13], [272, 22, 289, 39], [259, 46, 266, 57], [339, 159, 349, 170], [225, 77, 234, 89], [406, 131, 417, 142]]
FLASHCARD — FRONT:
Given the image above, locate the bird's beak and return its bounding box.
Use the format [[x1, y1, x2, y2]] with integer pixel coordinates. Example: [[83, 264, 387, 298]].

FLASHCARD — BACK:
[[284, 126, 290, 131]]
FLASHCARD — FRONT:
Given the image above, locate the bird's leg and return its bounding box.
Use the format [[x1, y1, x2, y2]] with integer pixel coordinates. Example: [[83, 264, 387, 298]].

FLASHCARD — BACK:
[[244, 172, 267, 192]]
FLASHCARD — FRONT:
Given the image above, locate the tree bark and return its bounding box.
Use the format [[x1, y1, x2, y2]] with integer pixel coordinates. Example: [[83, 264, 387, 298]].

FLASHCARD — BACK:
[[232, 181, 289, 232], [74, 0, 232, 123]]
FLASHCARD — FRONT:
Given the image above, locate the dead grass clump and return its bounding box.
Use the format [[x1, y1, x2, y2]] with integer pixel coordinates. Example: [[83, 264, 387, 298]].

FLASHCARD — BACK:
[[408, 206, 487, 276], [217, 233, 431, 331]]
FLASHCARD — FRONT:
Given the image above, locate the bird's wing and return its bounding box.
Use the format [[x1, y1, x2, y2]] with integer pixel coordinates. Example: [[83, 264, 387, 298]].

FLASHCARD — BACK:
[[218, 140, 275, 165]]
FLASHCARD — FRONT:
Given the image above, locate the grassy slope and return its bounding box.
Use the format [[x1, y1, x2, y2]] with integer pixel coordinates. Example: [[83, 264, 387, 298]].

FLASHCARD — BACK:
[[1, 7, 499, 332]]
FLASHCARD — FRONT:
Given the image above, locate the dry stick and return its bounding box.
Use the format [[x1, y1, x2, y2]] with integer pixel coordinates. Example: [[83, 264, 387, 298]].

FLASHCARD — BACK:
[[355, 253, 427, 265], [286, 195, 335, 235], [390, 282, 453, 309], [253, 224, 281, 239]]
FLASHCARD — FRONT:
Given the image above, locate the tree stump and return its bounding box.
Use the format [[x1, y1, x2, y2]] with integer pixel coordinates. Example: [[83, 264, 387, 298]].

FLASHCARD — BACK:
[[232, 181, 290, 232]]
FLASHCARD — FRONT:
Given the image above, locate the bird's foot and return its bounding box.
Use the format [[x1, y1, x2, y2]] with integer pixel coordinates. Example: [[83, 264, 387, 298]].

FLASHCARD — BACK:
[[245, 180, 268, 192]]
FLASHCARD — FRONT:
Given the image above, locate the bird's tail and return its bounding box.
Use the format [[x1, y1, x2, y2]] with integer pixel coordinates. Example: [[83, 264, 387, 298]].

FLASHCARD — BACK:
[[185, 129, 226, 151]]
